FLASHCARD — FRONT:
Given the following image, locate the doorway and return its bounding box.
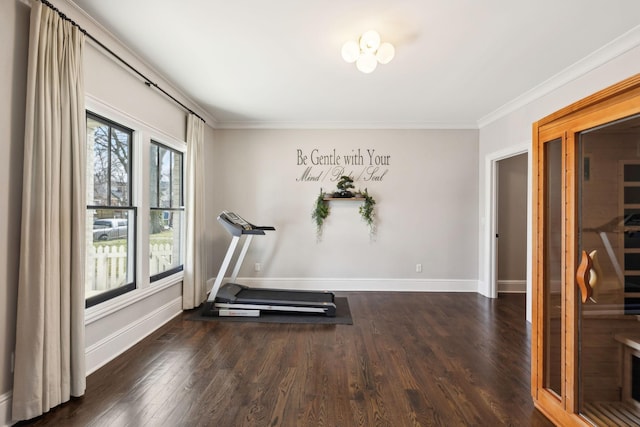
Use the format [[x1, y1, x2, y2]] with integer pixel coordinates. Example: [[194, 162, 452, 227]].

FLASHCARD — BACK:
[[496, 153, 528, 294], [485, 144, 531, 321]]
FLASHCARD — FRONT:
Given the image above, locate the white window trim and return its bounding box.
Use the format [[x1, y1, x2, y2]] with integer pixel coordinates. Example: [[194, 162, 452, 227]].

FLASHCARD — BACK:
[[85, 95, 187, 321], [85, 275, 181, 324]]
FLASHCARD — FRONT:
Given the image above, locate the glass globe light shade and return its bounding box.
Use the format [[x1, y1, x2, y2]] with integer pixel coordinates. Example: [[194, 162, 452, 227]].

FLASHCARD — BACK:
[[341, 40, 360, 63], [356, 52, 378, 73], [359, 30, 380, 53], [376, 42, 395, 64]]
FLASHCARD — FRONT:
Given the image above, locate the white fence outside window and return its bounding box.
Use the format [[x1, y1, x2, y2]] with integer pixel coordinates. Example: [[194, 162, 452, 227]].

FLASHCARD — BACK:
[[88, 243, 174, 291]]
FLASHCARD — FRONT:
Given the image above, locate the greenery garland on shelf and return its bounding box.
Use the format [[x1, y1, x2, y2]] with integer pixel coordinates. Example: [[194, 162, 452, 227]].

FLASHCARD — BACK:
[[312, 188, 330, 240], [311, 184, 377, 240], [358, 188, 376, 235]]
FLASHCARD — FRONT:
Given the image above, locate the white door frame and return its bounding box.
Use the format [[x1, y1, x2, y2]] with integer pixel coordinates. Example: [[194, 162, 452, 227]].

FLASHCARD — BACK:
[[483, 143, 532, 321]]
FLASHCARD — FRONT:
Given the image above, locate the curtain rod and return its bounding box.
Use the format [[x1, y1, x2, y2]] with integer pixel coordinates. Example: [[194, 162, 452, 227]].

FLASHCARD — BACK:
[[37, 0, 206, 123]]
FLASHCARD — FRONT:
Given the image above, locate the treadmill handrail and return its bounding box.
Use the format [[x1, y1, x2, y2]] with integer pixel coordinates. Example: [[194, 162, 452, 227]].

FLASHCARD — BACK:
[[208, 211, 275, 301]]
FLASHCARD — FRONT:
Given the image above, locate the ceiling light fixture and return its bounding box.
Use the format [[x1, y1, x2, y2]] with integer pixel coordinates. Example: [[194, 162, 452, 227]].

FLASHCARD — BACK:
[[341, 30, 395, 73]]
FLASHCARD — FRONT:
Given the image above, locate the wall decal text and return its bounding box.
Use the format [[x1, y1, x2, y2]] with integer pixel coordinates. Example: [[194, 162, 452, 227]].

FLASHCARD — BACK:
[[296, 148, 390, 183]]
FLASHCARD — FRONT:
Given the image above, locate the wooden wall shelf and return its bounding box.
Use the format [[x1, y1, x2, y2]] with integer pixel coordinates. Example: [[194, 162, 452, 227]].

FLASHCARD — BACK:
[[323, 197, 365, 201]]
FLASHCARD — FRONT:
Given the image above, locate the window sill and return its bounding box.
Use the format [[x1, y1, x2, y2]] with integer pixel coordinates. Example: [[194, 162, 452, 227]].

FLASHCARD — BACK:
[[85, 271, 184, 325]]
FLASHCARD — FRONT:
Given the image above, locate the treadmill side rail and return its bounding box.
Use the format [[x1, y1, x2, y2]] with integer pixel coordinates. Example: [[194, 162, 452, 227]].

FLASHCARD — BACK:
[[215, 302, 336, 316]]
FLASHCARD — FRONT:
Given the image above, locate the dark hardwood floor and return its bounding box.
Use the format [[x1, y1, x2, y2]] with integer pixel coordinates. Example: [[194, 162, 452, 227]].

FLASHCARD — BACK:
[[18, 292, 554, 426]]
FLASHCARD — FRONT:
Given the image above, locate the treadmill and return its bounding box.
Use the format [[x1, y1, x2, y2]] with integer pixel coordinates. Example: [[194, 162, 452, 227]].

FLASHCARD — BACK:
[[202, 211, 336, 317]]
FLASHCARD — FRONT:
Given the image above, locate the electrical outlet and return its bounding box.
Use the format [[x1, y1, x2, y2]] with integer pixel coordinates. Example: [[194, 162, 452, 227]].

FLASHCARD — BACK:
[[255, 263, 261, 272], [416, 263, 422, 273]]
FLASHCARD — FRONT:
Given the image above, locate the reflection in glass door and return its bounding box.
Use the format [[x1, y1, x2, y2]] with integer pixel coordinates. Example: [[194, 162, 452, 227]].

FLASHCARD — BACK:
[[577, 115, 640, 425]]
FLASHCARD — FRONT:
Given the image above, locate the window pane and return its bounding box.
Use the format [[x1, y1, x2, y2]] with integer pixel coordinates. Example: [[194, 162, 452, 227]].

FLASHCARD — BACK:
[[172, 151, 183, 207], [152, 142, 183, 209], [150, 144, 159, 207], [87, 117, 110, 205], [86, 113, 135, 306], [87, 114, 132, 208], [149, 210, 184, 278], [86, 208, 135, 300], [110, 128, 130, 206], [150, 141, 184, 282], [159, 147, 171, 208]]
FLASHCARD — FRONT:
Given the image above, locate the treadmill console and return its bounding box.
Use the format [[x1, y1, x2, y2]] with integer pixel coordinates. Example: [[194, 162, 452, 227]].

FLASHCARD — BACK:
[[217, 211, 276, 236], [221, 211, 251, 230]]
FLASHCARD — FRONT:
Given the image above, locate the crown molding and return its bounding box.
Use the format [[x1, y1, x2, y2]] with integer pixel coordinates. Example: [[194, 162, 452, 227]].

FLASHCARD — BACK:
[[213, 120, 479, 130], [477, 24, 640, 129]]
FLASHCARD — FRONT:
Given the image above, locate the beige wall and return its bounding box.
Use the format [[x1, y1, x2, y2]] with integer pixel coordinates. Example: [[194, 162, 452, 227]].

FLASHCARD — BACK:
[[206, 128, 479, 286]]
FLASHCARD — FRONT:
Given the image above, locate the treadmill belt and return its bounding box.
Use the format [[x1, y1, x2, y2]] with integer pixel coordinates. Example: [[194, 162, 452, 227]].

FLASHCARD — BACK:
[[237, 288, 334, 303]]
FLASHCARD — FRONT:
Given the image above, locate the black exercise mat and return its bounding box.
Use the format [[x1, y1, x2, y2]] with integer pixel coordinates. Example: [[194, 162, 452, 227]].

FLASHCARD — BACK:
[[186, 297, 352, 325]]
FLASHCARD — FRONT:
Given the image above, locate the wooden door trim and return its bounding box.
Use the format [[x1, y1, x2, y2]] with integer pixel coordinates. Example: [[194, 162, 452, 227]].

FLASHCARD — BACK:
[[536, 73, 640, 128]]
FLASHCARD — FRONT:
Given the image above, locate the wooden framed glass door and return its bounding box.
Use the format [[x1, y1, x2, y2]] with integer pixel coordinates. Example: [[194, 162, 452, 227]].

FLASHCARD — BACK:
[[533, 74, 640, 426]]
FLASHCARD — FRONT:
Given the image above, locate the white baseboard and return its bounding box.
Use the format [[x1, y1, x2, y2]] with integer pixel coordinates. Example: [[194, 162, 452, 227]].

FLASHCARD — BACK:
[[85, 296, 182, 375], [498, 280, 527, 293], [0, 390, 11, 427], [207, 277, 479, 293]]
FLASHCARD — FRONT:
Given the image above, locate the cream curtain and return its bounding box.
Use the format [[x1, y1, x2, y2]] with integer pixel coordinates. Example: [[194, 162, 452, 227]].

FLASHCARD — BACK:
[[183, 114, 207, 309], [12, 1, 86, 421]]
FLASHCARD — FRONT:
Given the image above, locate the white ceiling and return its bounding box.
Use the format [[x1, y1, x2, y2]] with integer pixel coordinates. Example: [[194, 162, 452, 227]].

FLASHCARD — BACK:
[[70, 0, 640, 129]]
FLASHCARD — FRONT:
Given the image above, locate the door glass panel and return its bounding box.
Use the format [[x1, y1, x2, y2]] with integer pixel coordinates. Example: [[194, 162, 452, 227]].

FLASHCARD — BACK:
[[544, 137, 563, 396], [578, 114, 640, 423]]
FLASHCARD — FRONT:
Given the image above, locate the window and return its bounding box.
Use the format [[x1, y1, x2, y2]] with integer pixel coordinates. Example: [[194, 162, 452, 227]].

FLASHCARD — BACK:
[[85, 108, 186, 308], [86, 113, 136, 307], [149, 142, 184, 281]]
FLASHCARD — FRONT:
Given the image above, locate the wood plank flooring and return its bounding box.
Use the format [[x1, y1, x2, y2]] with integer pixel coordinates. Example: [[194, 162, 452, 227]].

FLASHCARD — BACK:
[[17, 292, 554, 426]]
